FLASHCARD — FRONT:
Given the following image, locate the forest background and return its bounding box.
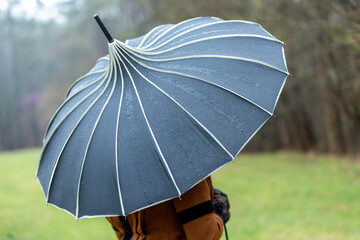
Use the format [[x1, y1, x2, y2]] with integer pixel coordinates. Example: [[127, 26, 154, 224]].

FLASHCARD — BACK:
[[0, 0, 359, 155]]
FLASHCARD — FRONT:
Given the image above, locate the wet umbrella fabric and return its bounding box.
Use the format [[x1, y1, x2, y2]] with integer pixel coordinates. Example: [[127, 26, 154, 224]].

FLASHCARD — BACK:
[[36, 16, 289, 219]]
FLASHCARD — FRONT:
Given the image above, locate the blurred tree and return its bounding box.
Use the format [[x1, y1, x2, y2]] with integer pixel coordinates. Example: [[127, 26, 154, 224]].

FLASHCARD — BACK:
[[0, 0, 359, 154]]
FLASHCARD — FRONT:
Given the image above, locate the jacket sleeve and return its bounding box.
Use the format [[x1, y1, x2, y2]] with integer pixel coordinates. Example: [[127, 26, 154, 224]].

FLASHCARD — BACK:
[[173, 177, 223, 240], [105, 217, 124, 240]]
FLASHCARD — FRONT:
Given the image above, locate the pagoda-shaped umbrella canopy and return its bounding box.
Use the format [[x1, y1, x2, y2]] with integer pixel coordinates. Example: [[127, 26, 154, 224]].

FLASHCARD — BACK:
[[36, 15, 289, 219]]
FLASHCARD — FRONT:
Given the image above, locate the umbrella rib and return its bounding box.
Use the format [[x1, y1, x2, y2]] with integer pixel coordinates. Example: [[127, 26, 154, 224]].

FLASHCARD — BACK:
[[115, 44, 182, 197], [118, 44, 274, 116], [137, 25, 173, 48], [116, 42, 235, 159], [142, 20, 265, 51], [120, 43, 288, 75], [36, 73, 109, 177], [46, 201, 123, 219], [41, 73, 108, 146], [234, 115, 271, 158], [74, 55, 107, 79], [273, 47, 290, 112], [44, 63, 114, 204], [43, 73, 106, 142], [111, 45, 126, 216], [66, 69, 107, 98], [129, 34, 283, 56], [42, 60, 112, 144], [67, 56, 110, 97], [137, 24, 170, 48], [140, 17, 212, 49], [97, 56, 110, 61], [75, 53, 119, 219]]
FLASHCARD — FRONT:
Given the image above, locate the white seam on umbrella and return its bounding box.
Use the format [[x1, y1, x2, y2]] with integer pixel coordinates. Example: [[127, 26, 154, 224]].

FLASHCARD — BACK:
[[234, 115, 272, 158], [45, 193, 176, 219], [137, 24, 169, 48], [66, 69, 107, 97], [87, 67, 108, 74], [140, 24, 176, 49], [45, 61, 115, 204], [66, 72, 105, 99], [119, 48, 183, 197], [142, 18, 259, 51], [117, 44, 274, 116], [142, 20, 262, 51], [44, 79, 111, 203], [121, 44, 274, 115], [258, 24, 277, 40], [141, 17, 226, 49], [41, 75, 108, 146], [120, 193, 177, 216], [138, 54, 289, 75], [46, 193, 176, 219], [126, 34, 283, 56], [111, 44, 126, 216], [41, 71, 108, 145], [75, 48, 118, 219], [43, 73, 106, 141], [119, 45, 289, 75], [36, 72, 109, 177], [45, 67, 111, 138], [47, 198, 133, 219], [141, 17, 208, 50], [137, 29, 155, 48], [142, 22, 201, 49], [141, 17, 205, 48], [185, 160, 232, 198], [116, 42, 234, 159], [46, 202, 78, 218], [281, 45, 288, 73], [273, 46, 289, 112], [45, 167, 224, 219], [139, 114, 267, 197], [115, 43, 182, 197], [97, 56, 110, 62], [137, 25, 165, 48], [138, 25, 172, 48]]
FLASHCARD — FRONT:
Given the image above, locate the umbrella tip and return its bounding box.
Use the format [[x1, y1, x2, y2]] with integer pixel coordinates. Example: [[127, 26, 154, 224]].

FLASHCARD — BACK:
[[93, 14, 114, 43]]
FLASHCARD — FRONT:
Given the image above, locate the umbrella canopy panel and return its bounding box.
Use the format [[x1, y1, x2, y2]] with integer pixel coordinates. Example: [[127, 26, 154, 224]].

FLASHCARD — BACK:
[[37, 16, 288, 218]]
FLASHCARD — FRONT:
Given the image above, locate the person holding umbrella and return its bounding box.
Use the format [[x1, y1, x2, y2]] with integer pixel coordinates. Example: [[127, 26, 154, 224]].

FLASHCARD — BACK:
[[36, 14, 287, 240], [106, 177, 230, 240]]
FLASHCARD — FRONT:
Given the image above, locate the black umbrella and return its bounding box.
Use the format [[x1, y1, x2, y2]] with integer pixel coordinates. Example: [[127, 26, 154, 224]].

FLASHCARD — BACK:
[[36, 15, 288, 218]]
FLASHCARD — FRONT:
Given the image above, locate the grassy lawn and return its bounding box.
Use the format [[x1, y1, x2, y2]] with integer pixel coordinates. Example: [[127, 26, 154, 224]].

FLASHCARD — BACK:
[[0, 149, 359, 240]]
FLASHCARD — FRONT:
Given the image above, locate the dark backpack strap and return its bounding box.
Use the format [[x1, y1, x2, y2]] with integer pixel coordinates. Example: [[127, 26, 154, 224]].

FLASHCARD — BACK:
[[119, 216, 132, 240], [177, 200, 215, 224]]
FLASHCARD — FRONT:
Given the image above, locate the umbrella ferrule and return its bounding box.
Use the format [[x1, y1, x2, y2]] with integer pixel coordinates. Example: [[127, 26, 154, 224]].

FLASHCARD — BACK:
[[94, 14, 114, 43]]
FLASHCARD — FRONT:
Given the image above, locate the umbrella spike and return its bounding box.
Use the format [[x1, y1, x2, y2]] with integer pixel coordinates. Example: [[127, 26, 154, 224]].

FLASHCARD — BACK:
[[94, 14, 114, 43]]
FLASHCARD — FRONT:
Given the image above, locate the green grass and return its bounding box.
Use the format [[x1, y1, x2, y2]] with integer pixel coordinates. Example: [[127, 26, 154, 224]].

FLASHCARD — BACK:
[[0, 149, 114, 240], [213, 152, 360, 240], [0, 149, 359, 239]]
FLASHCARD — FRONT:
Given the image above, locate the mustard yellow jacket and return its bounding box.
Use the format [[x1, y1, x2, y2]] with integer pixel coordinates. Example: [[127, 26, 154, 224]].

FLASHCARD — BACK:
[[106, 177, 223, 240]]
